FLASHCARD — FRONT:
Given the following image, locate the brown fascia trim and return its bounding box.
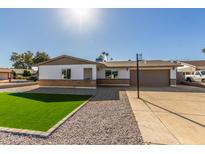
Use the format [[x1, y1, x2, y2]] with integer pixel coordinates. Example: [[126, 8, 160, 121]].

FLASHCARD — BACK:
[[0, 69, 12, 73], [37, 55, 98, 66], [196, 66, 205, 68], [100, 65, 182, 68]]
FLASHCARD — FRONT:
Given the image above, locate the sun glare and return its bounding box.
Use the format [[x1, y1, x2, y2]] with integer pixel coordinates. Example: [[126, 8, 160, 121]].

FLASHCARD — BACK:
[[59, 8, 99, 31], [72, 8, 91, 23]]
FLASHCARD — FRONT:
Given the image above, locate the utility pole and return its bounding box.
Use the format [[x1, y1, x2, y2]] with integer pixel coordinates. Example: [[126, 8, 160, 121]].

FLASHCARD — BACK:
[[136, 53, 142, 99]]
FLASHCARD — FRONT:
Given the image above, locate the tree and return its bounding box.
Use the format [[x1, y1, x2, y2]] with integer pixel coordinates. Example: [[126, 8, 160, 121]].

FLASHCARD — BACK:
[[10, 52, 26, 69], [22, 51, 34, 69], [100, 51, 110, 62], [33, 51, 50, 64], [23, 70, 31, 77], [11, 70, 16, 79], [105, 52, 109, 61], [10, 51, 33, 69], [102, 51, 106, 55], [10, 51, 50, 69], [202, 48, 205, 54]]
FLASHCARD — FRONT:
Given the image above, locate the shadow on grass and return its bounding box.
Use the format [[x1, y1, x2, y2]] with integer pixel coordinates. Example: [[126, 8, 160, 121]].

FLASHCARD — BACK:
[[8, 93, 91, 103], [27, 86, 125, 101]]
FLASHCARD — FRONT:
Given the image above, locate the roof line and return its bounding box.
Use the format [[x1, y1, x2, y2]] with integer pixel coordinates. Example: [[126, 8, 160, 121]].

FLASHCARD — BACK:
[[179, 62, 196, 68], [37, 55, 97, 66]]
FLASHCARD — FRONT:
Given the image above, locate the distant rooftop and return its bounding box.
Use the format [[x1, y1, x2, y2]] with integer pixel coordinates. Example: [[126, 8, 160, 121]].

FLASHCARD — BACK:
[[181, 60, 205, 67], [0, 68, 11, 73]]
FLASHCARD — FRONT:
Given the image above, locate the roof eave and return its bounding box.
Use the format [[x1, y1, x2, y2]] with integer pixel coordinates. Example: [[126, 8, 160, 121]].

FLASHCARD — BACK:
[[102, 64, 182, 68], [37, 55, 97, 66]]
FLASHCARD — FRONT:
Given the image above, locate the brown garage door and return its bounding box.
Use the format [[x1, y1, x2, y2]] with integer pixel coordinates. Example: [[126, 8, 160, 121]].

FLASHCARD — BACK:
[[130, 70, 170, 86], [0, 73, 9, 80]]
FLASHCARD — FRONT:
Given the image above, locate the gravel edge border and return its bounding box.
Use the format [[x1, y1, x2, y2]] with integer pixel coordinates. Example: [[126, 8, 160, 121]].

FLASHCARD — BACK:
[[0, 95, 94, 138]]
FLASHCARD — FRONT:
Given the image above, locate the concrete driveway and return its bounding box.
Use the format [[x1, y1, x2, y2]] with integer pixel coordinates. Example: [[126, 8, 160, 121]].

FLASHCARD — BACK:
[[126, 85, 205, 144]]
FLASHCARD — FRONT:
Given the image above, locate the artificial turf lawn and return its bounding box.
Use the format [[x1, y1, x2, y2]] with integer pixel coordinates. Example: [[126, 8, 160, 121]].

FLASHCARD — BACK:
[[0, 92, 90, 131]]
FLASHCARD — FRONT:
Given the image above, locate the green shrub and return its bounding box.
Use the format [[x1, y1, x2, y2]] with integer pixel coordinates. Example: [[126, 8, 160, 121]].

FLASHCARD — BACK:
[[23, 70, 31, 77], [11, 70, 16, 79]]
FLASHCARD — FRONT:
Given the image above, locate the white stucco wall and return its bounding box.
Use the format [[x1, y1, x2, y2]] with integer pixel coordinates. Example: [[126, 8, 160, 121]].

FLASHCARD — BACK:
[[177, 65, 196, 73], [97, 67, 177, 80], [39, 64, 96, 80], [97, 68, 130, 79]]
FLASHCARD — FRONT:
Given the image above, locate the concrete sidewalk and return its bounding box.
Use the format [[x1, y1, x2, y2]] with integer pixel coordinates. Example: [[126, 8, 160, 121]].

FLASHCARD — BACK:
[[0, 85, 39, 93], [0, 81, 37, 89], [126, 87, 205, 145]]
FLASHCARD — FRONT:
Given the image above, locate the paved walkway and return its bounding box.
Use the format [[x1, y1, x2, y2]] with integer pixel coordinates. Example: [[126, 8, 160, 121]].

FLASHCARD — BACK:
[[127, 86, 205, 145], [0, 87, 143, 144]]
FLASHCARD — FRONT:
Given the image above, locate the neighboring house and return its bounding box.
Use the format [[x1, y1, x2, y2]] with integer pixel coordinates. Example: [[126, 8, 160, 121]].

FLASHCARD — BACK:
[[37, 55, 180, 88], [11, 68, 36, 79], [176, 62, 196, 83], [181, 60, 205, 70], [177, 62, 196, 75], [176, 60, 205, 83], [0, 68, 11, 82]]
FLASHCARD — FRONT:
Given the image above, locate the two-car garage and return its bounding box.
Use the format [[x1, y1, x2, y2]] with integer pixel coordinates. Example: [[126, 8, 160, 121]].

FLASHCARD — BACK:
[[130, 69, 170, 87], [101, 60, 179, 87]]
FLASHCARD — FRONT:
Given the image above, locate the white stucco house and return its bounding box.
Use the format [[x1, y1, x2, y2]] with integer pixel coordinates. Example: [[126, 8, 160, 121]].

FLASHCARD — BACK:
[[37, 55, 181, 88]]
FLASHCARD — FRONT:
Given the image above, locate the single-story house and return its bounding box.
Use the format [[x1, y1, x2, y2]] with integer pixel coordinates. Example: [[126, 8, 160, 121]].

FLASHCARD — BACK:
[[0, 68, 11, 82], [176, 62, 196, 83], [37, 55, 181, 88], [176, 60, 205, 83], [177, 62, 196, 75]]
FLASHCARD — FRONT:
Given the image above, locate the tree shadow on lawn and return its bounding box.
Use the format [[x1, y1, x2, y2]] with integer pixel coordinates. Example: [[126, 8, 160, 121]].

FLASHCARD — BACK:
[[26, 86, 124, 101], [8, 93, 91, 103]]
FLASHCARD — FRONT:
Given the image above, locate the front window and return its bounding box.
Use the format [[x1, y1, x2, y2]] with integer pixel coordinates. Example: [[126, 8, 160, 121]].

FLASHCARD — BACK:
[[105, 70, 118, 79], [62, 69, 71, 79]]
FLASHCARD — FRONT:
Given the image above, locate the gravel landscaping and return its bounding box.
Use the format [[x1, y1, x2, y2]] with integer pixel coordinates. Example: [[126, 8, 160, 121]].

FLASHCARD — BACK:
[[0, 87, 143, 145]]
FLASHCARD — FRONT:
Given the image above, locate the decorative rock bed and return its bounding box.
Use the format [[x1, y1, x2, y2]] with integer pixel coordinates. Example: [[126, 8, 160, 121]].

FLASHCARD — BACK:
[[0, 87, 143, 145]]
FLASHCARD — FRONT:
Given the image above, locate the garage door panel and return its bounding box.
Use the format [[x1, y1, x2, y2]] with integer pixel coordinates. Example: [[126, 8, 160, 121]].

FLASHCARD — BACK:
[[130, 70, 170, 86], [0, 73, 8, 80]]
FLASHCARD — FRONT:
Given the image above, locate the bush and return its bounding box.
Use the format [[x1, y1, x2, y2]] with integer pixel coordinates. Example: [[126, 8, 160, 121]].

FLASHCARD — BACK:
[[23, 70, 31, 77], [27, 76, 38, 82], [11, 70, 16, 79], [16, 76, 23, 80]]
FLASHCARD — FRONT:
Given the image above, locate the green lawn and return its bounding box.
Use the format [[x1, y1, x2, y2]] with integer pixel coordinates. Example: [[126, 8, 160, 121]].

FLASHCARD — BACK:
[[0, 92, 90, 132]]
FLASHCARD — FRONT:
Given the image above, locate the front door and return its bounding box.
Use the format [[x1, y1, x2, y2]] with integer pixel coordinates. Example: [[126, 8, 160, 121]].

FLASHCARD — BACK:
[[84, 68, 92, 80]]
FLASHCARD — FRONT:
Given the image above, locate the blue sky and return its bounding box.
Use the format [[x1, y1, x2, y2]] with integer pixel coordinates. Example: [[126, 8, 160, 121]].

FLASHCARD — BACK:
[[0, 8, 205, 67]]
